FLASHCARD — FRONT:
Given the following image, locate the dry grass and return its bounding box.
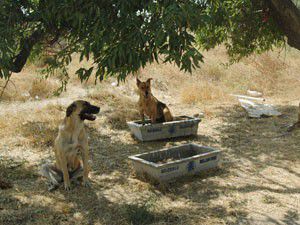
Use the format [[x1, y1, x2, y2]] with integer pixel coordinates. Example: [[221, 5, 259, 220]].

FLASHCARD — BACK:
[[180, 81, 225, 104], [88, 86, 139, 129], [0, 103, 62, 148], [18, 105, 63, 148], [0, 46, 300, 225], [0, 70, 59, 101], [29, 79, 59, 99], [262, 195, 281, 205], [175, 47, 300, 105]]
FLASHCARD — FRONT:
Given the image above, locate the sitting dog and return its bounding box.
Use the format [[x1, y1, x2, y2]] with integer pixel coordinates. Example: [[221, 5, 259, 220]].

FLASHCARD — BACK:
[[136, 78, 173, 124], [40, 100, 100, 191]]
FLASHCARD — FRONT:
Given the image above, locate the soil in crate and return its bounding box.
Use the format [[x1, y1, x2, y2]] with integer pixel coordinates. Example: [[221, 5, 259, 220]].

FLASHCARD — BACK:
[[135, 116, 190, 125], [140, 145, 204, 164]]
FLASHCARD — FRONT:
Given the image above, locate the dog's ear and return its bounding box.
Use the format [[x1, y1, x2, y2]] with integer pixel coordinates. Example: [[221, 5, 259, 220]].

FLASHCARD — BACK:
[[146, 78, 152, 85], [66, 103, 76, 117], [136, 78, 141, 87]]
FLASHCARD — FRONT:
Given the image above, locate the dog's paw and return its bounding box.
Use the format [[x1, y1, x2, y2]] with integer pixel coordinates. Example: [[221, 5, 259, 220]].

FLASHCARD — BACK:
[[48, 183, 59, 192], [83, 180, 91, 188], [64, 186, 71, 191], [64, 183, 71, 191]]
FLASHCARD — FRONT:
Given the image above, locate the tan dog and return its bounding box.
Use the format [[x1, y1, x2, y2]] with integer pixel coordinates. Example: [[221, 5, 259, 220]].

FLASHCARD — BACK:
[[137, 78, 173, 124], [41, 100, 100, 191]]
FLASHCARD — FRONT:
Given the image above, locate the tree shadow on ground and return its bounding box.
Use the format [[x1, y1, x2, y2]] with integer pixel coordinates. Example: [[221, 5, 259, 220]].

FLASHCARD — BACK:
[[204, 104, 300, 224], [13, 119, 249, 224], [0, 157, 56, 225], [9, 105, 300, 224], [214, 104, 300, 173], [0, 155, 188, 224], [76, 126, 248, 224], [19, 121, 57, 148]]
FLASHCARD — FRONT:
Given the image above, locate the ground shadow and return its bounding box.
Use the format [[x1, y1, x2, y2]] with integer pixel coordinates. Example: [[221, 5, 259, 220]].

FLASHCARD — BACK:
[[7, 104, 299, 224], [19, 121, 57, 148], [215, 104, 300, 171]]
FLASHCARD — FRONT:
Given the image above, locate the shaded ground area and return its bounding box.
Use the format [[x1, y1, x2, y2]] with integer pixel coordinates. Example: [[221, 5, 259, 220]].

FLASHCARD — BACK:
[[1, 99, 299, 225], [1, 48, 300, 224]]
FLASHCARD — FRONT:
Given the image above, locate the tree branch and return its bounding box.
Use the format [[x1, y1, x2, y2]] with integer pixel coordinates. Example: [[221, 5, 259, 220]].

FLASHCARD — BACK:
[[0, 72, 12, 98], [9, 30, 44, 73], [268, 0, 300, 50]]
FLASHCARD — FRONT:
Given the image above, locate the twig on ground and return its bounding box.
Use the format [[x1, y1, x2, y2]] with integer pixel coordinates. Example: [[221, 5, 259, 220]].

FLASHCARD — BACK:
[[287, 122, 300, 132], [0, 72, 13, 99]]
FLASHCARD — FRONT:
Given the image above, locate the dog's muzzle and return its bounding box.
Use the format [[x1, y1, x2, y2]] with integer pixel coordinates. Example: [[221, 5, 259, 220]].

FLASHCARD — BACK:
[[80, 105, 100, 121]]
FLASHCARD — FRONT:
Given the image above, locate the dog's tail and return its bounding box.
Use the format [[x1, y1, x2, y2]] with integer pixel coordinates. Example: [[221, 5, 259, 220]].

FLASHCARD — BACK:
[[163, 107, 173, 122]]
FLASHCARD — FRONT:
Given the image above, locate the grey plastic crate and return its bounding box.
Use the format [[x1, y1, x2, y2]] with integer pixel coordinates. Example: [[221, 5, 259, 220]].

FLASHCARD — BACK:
[[128, 143, 221, 182], [127, 116, 201, 141]]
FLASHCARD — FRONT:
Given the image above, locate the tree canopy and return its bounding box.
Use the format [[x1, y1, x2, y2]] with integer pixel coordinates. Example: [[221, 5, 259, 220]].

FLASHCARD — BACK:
[[0, 0, 299, 86]]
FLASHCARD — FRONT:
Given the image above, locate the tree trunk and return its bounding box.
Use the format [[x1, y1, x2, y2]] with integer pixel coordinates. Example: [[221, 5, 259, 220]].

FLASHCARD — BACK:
[[9, 30, 44, 73], [268, 0, 300, 50]]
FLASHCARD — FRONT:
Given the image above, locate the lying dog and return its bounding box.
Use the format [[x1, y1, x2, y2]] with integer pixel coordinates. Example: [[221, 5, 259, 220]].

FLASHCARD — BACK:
[[41, 100, 100, 191], [136, 78, 173, 123]]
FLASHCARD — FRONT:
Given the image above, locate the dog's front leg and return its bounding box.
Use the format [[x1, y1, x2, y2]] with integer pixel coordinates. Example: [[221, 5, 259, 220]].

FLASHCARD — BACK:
[[140, 110, 145, 125], [60, 153, 71, 191], [151, 108, 157, 124], [151, 116, 157, 124], [82, 147, 90, 187], [79, 130, 90, 187]]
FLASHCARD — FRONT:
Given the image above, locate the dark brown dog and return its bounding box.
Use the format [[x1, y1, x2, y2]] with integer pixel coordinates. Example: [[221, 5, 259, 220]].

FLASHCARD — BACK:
[[136, 78, 173, 124]]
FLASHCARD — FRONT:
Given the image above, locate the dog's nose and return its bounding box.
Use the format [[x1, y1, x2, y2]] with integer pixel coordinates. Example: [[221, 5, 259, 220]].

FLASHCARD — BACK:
[[145, 91, 148, 96], [91, 105, 100, 114], [95, 106, 100, 113]]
